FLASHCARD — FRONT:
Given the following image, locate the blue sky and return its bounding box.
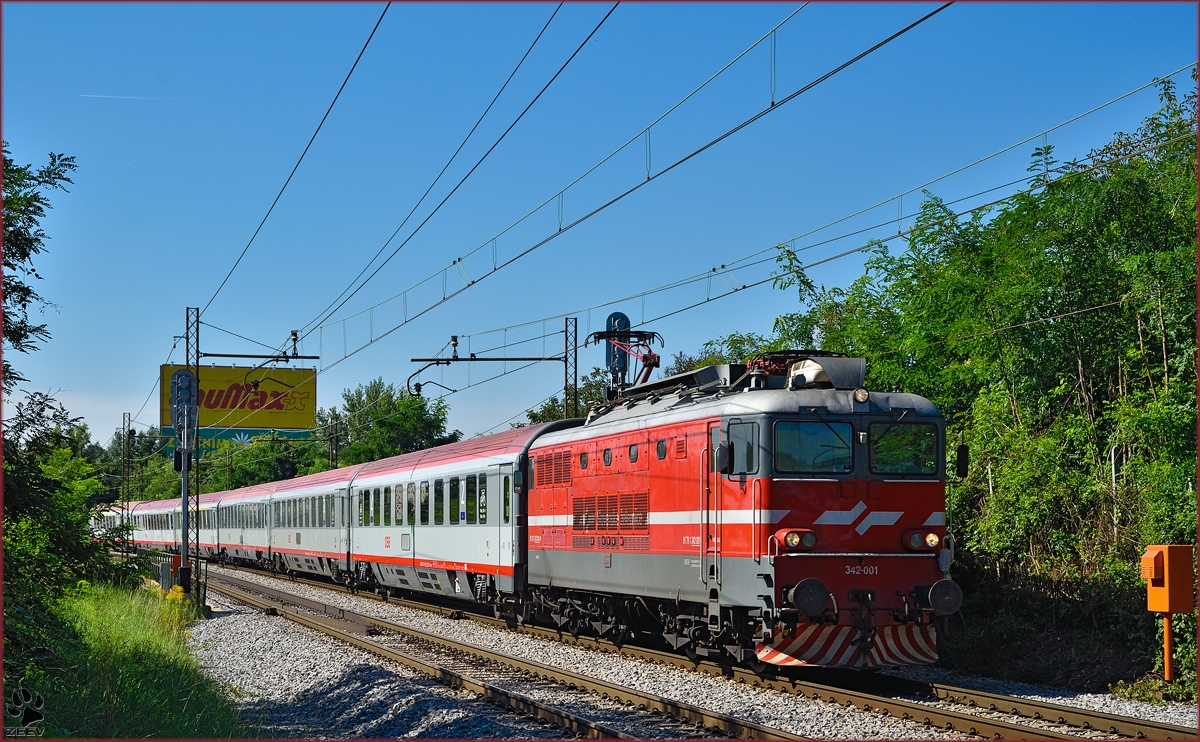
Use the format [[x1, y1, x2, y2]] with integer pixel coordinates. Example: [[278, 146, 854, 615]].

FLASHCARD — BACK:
[[3, 2, 1195, 446]]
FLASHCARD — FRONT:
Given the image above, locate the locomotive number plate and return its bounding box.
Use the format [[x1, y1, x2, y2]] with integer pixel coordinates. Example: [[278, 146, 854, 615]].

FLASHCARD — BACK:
[[845, 565, 879, 575]]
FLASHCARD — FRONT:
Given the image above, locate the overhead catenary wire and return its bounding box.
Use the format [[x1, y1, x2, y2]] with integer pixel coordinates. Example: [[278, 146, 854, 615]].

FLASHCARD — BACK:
[[301, 3, 565, 335], [437, 60, 1197, 353], [313, 3, 954, 375], [302, 3, 808, 338], [200, 2, 391, 318], [200, 321, 291, 354], [410, 129, 1194, 427], [300, 3, 619, 337]]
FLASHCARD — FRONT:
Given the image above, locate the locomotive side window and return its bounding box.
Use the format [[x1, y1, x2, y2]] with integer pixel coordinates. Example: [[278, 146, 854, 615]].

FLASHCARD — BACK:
[[580, 452, 588, 469], [728, 421, 759, 474], [420, 482, 430, 525], [628, 445, 638, 463], [407, 483, 417, 525], [449, 477, 461, 524], [477, 473, 487, 524], [868, 423, 938, 474], [656, 440, 666, 459], [383, 487, 392, 526], [434, 479, 445, 525], [465, 475, 477, 524], [774, 421, 853, 473], [503, 475, 511, 523], [603, 449, 612, 466]]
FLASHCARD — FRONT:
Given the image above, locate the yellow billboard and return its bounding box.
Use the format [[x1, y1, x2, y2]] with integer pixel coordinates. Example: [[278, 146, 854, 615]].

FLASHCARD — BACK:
[[160, 365, 317, 431]]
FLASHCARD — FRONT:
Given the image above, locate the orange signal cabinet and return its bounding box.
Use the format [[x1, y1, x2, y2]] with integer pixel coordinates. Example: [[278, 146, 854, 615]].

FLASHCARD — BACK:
[[1140, 545, 1195, 614]]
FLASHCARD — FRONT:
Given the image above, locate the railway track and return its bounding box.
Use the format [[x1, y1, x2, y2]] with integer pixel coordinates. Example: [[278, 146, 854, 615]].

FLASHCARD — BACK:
[[209, 561, 1197, 740], [206, 572, 807, 740]]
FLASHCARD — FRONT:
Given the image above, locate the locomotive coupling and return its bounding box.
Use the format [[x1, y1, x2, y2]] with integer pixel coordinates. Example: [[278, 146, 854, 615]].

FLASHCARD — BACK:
[[928, 578, 963, 616], [789, 578, 831, 618]]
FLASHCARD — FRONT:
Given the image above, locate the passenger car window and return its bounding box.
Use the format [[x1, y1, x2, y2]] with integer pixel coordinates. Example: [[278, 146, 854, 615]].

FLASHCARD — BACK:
[[383, 487, 392, 526], [774, 421, 853, 474], [420, 482, 430, 525], [449, 477, 460, 524], [503, 476, 511, 524], [434, 479, 445, 525], [869, 423, 938, 474], [465, 475, 477, 524], [477, 473, 487, 524]]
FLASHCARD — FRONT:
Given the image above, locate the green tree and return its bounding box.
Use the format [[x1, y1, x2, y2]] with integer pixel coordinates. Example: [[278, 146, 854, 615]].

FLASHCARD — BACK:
[[2, 142, 77, 392], [330, 378, 460, 465], [516, 367, 610, 426]]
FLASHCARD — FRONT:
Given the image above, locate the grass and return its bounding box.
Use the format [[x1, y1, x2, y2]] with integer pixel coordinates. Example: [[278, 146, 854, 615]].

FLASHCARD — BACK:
[[1110, 674, 1198, 705], [17, 581, 246, 737]]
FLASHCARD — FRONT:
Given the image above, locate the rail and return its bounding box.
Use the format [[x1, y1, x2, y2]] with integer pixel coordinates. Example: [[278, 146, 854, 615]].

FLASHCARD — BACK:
[[155, 556, 1198, 740], [206, 572, 808, 740]]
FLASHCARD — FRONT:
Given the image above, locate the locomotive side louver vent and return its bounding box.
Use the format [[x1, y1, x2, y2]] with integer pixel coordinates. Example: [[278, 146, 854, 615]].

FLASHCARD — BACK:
[[536, 450, 573, 486], [573, 492, 649, 535], [675, 437, 687, 458]]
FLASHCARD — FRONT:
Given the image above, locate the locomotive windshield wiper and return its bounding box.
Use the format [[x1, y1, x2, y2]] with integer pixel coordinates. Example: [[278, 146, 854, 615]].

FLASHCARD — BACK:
[[810, 407, 849, 450], [870, 409, 909, 448]]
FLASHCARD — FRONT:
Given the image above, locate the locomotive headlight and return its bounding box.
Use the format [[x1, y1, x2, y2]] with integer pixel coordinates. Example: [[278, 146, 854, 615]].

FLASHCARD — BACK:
[[908, 532, 924, 549], [784, 531, 802, 548], [853, 388, 870, 403], [800, 531, 817, 549], [924, 533, 940, 548]]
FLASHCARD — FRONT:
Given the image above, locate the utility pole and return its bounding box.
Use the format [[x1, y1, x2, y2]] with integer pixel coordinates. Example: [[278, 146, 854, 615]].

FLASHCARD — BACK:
[[186, 307, 201, 598], [121, 413, 132, 552], [564, 317, 578, 419], [171, 308, 202, 595]]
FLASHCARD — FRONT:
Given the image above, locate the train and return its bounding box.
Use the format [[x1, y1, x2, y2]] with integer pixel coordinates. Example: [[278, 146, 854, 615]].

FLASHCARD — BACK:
[[96, 351, 964, 669]]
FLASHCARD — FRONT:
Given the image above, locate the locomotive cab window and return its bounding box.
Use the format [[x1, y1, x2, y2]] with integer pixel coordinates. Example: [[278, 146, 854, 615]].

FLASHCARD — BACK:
[[775, 421, 853, 474], [868, 423, 939, 475], [728, 421, 758, 474]]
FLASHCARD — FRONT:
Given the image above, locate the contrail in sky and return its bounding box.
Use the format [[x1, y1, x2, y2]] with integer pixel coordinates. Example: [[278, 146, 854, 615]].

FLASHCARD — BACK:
[[80, 94, 182, 100]]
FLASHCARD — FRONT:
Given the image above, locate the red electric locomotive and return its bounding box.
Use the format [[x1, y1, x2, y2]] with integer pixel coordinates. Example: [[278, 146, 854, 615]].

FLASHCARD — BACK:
[[521, 351, 963, 669]]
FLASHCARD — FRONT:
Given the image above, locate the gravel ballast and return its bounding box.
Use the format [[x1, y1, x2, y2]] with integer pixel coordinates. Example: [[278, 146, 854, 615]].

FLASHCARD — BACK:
[[885, 665, 1197, 730], [190, 591, 566, 738]]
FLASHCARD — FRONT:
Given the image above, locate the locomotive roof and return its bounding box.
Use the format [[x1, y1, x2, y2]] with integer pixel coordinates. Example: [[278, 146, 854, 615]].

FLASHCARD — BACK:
[[535, 386, 940, 447]]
